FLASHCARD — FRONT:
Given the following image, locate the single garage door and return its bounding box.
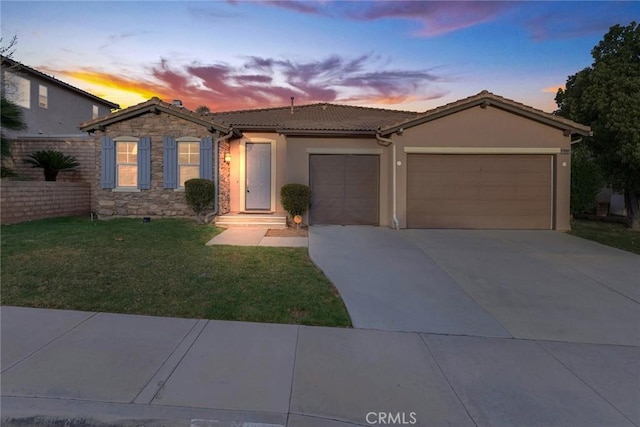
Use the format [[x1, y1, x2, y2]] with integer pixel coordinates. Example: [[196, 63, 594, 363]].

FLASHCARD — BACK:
[[407, 154, 553, 229], [309, 154, 379, 225]]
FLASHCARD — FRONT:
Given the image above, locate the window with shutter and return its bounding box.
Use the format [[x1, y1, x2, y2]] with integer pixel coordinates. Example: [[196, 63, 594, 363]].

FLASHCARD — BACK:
[[200, 136, 213, 181], [115, 138, 138, 188], [178, 140, 200, 187], [100, 136, 115, 189], [163, 136, 178, 189], [138, 136, 151, 190]]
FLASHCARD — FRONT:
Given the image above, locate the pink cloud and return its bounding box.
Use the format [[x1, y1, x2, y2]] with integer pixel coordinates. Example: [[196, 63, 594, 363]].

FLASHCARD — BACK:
[[347, 1, 510, 36], [523, 5, 637, 41], [51, 54, 450, 111], [262, 0, 327, 15]]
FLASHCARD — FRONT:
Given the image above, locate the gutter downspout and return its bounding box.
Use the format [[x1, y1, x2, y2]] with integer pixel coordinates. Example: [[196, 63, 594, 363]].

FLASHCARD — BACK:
[[376, 133, 400, 230], [213, 129, 234, 216]]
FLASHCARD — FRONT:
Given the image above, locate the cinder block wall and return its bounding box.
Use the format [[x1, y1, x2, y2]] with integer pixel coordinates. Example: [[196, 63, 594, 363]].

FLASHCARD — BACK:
[[0, 181, 91, 224], [7, 137, 96, 182]]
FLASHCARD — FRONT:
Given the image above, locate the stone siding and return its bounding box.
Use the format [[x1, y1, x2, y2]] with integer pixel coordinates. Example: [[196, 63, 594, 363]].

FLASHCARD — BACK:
[[91, 111, 230, 218], [0, 181, 91, 224], [218, 139, 231, 214]]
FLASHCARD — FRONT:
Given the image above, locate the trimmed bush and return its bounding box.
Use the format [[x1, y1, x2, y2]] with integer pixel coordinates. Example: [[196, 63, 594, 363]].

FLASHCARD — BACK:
[[571, 144, 604, 215], [185, 178, 215, 224], [281, 183, 311, 218]]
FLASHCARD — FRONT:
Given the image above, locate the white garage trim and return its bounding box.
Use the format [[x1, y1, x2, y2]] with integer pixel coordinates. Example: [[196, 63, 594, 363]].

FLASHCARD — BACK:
[[403, 147, 561, 154], [306, 148, 384, 154]]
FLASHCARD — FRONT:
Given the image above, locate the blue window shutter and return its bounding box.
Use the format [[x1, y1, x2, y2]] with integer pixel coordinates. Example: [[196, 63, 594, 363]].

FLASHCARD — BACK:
[[138, 136, 151, 190], [163, 136, 177, 188], [100, 136, 115, 189], [200, 136, 213, 180]]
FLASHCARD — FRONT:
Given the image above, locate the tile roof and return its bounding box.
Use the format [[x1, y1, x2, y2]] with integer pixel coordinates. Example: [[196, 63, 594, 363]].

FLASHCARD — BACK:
[[208, 103, 419, 133], [79, 97, 231, 134], [78, 90, 590, 137], [380, 90, 591, 136], [1, 55, 119, 109]]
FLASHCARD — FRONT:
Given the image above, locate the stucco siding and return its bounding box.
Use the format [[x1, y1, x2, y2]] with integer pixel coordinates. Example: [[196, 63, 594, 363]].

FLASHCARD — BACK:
[[393, 105, 573, 230], [286, 137, 391, 226], [3, 72, 113, 137], [229, 133, 287, 213]]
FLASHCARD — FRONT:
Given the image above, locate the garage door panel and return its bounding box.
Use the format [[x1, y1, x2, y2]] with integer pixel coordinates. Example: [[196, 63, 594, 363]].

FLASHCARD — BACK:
[[410, 202, 552, 214], [415, 214, 552, 229], [310, 154, 379, 225], [407, 154, 552, 229]]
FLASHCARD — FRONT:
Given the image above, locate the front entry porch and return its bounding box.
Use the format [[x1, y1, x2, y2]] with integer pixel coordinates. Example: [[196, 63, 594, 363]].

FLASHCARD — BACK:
[[214, 212, 287, 228]]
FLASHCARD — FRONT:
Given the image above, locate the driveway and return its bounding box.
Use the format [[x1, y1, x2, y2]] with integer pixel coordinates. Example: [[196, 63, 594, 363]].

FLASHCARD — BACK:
[[309, 226, 640, 346]]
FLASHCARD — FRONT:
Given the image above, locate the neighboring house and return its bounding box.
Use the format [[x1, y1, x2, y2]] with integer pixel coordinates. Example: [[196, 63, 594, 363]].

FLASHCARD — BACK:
[[79, 91, 590, 230], [1, 55, 119, 137]]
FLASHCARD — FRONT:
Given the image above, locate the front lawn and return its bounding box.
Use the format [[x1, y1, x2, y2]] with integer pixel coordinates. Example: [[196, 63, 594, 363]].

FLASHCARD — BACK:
[[569, 219, 640, 255], [0, 216, 351, 327]]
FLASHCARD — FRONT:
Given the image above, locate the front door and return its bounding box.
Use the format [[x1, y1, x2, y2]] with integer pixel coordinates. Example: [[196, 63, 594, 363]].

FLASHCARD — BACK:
[[245, 143, 271, 210]]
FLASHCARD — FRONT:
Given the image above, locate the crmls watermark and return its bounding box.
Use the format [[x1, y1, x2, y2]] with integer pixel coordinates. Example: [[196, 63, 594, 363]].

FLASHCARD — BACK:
[[365, 412, 418, 425]]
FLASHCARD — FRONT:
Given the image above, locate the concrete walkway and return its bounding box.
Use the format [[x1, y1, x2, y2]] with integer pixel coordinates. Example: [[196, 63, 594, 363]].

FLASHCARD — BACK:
[[2, 306, 637, 427], [206, 227, 308, 247]]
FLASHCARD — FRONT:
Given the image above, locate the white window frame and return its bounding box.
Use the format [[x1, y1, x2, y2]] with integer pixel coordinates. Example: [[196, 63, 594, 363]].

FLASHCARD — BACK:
[[176, 137, 201, 188], [4, 71, 30, 109], [38, 84, 48, 109], [92, 105, 99, 119], [115, 136, 138, 189]]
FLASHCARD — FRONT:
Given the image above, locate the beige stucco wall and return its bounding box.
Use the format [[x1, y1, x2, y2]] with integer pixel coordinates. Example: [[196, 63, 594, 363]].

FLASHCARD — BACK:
[[286, 136, 392, 226], [392, 105, 573, 230], [223, 104, 575, 230], [91, 111, 227, 218], [228, 132, 287, 213], [228, 133, 392, 225]]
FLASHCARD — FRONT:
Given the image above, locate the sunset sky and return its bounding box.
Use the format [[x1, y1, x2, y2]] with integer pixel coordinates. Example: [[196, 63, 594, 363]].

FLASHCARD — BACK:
[[1, 1, 637, 113]]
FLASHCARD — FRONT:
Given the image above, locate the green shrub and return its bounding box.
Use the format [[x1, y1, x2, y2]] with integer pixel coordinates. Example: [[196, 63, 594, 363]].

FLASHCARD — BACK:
[[23, 149, 79, 181], [185, 178, 215, 224], [571, 144, 604, 215], [281, 183, 311, 217]]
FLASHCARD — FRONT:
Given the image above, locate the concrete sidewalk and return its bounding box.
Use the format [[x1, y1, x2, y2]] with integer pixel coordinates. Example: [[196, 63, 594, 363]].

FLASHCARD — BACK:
[[206, 227, 308, 247], [2, 306, 637, 427]]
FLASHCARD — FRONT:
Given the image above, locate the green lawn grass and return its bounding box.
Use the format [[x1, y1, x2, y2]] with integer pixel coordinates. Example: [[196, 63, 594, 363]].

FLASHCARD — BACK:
[[569, 219, 640, 255], [1, 216, 351, 327]]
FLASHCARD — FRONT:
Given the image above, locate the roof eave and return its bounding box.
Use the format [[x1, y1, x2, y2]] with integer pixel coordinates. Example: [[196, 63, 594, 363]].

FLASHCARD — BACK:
[[79, 103, 230, 134], [2, 56, 120, 109], [278, 129, 377, 137], [379, 98, 591, 137]]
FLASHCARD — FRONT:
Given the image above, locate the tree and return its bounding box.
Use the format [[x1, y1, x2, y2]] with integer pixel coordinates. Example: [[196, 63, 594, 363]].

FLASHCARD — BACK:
[[195, 105, 210, 115], [556, 22, 640, 229], [1, 96, 26, 177], [570, 144, 604, 215], [1, 35, 25, 177]]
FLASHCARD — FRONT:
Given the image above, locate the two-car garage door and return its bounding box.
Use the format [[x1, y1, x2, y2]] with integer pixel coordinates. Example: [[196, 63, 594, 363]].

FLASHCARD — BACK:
[[407, 154, 553, 229]]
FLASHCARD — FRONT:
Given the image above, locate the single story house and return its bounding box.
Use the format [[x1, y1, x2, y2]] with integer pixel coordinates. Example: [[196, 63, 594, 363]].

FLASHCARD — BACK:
[[79, 90, 590, 230]]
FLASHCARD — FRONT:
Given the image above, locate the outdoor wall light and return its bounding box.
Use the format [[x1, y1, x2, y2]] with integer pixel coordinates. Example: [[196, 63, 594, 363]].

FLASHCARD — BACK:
[[224, 153, 231, 163]]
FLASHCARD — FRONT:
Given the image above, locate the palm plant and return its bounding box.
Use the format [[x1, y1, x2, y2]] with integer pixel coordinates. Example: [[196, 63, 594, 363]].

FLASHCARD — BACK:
[[1, 95, 27, 177], [23, 150, 79, 181]]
